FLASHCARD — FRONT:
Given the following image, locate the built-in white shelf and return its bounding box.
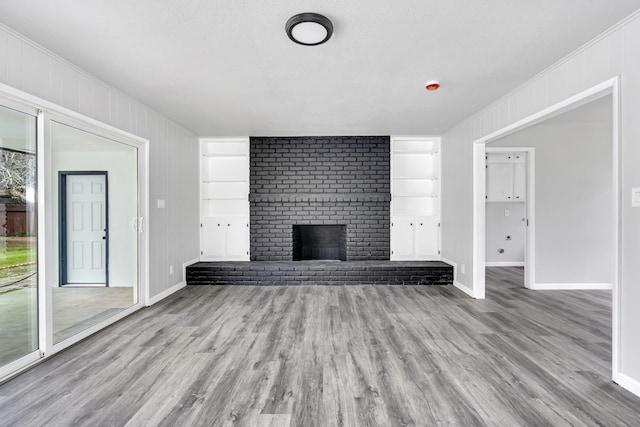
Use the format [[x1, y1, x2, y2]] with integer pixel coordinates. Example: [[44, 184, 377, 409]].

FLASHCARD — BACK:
[[200, 137, 250, 261], [390, 137, 442, 260]]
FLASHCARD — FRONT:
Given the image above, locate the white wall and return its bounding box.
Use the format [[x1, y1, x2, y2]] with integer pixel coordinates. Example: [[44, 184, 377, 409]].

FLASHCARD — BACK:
[[485, 202, 526, 264], [492, 122, 612, 284], [0, 24, 200, 299], [442, 11, 640, 386]]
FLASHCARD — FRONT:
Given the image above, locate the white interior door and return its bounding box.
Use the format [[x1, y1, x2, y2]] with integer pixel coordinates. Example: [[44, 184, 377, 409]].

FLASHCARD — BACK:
[[65, 174, 107, 285]]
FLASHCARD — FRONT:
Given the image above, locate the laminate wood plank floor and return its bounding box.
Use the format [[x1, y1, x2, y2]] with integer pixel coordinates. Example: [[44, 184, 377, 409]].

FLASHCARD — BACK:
[[1, 267, 639, 426]]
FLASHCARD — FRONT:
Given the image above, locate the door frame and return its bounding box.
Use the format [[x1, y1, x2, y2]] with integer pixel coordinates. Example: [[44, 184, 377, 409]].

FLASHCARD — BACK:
[[484, 147, 535, 289], [471, 76, 621, 382], [58, 171, 109, 287]]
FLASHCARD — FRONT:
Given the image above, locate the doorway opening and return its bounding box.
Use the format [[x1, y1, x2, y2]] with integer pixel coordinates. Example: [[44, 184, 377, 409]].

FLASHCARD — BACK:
[[472, 77, 620, 382], [485, 148, 534, 289], [59, 171, 109, 287]]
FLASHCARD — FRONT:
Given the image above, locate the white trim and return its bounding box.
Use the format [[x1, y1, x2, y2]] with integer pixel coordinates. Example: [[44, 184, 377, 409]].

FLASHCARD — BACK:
[[529, 283, 613, 290], [37, 109, 52, 358], [485, 262, 525, 267], [146, 258, 198, 306], [441, 257, 457, 281], [453, 280, 474, 297], [611, 77, 621, 383], [147, 282, 186, 306], [49, 302, 142, 354], [471, 76, 621, 384], [477, 79, 615, 146], [140, 139, 150, 307], [0, 351, 41, 385], [183, 258, 199, 285], [442, 257, 475, 298], [618, 373, 640, 398], [0, 82, 147, 145], [472, 143, 486, 299]]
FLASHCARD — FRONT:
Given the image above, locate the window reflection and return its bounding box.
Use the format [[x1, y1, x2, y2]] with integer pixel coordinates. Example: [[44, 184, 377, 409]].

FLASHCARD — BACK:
[[0, 105, 38, 367]]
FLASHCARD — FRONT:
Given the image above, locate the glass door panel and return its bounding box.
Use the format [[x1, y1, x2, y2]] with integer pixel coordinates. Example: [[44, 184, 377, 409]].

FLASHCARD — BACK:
[[51, 121, 138, 344], [0, 104, 38, 367]]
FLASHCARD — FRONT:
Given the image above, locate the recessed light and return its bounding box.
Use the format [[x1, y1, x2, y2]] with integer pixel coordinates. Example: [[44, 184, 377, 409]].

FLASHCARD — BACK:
[[425, 80, 440, 91], [286, 13, 333, 46]]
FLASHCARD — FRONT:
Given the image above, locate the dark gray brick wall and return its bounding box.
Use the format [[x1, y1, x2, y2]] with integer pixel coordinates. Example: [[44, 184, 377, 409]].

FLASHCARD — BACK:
[[187, 261, 453, 286], [250, 136, 391, 261]]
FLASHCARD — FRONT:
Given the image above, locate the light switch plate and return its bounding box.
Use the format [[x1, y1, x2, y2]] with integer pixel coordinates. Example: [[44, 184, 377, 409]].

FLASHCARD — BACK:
[[157, 199, 166, 209], [504, 209, 510, 217], [632, 188, 640, 207]]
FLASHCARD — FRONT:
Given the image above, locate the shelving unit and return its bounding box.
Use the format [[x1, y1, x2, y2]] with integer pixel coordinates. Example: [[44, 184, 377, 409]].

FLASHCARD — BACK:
[[390, 137, 441, 260], [200, 138, 250, 261]]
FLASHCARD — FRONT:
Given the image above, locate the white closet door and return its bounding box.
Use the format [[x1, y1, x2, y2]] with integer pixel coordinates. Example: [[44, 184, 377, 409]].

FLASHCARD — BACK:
[[486, 153, 514, 201], [415, 217, 440, 258], [513, 153, 527, 201], [391, 218, 415, 258], [201, 219, 226, 259], [225, 219, 249, 259]]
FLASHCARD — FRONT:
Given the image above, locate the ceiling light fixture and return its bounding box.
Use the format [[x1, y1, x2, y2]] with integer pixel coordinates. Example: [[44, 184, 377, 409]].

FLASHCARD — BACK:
[[286, 13, 333, 46], [425, 80, 440, 91]]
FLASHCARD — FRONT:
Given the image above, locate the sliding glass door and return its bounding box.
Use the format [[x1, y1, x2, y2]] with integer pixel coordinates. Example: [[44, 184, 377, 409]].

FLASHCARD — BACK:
[[0, 89, 147, 381], [50, 121, 139, 345], [0, 103, 39, 372]]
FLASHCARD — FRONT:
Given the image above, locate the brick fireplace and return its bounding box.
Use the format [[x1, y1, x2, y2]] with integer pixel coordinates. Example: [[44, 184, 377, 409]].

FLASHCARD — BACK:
[[186, 135, 453, 287], [249, 136, 391, 261]]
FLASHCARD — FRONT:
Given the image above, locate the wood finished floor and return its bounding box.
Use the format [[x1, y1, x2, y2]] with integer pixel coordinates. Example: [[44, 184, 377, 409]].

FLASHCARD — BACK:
[[0, 267, 639, 426]]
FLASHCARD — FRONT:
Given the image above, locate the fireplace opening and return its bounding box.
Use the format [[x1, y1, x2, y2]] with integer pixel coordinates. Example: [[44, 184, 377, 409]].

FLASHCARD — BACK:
[[292, 225, 347, 261]]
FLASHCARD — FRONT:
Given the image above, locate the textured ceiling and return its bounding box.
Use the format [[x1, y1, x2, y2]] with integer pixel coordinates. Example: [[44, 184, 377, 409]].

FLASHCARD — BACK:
[[0, 1, 637, 136]]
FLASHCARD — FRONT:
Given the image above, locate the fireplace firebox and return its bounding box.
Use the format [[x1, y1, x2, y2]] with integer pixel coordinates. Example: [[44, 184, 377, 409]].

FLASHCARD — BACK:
[[292, 225, 347, 261]]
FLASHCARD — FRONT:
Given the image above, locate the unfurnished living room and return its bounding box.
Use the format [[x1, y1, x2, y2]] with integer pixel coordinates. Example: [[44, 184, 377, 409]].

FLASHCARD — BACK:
[[0, 1, 640, 426]]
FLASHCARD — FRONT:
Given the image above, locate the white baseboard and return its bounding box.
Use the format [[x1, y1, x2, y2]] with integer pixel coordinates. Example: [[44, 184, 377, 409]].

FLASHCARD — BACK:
[[453, 280, 474, 297], [441, 257, 457, 281], [183, 258, 199, 282], [529, 282, 613, 290], [618, 373, 640, 398], [485, 261, 525, 267], [442, 258, 475, 298], [146, 258, 199, 306], [147, 281, 186, 306]]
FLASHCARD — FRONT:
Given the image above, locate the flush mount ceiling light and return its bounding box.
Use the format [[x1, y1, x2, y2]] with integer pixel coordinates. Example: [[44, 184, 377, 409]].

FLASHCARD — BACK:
[[286, 13, 333, 46]]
